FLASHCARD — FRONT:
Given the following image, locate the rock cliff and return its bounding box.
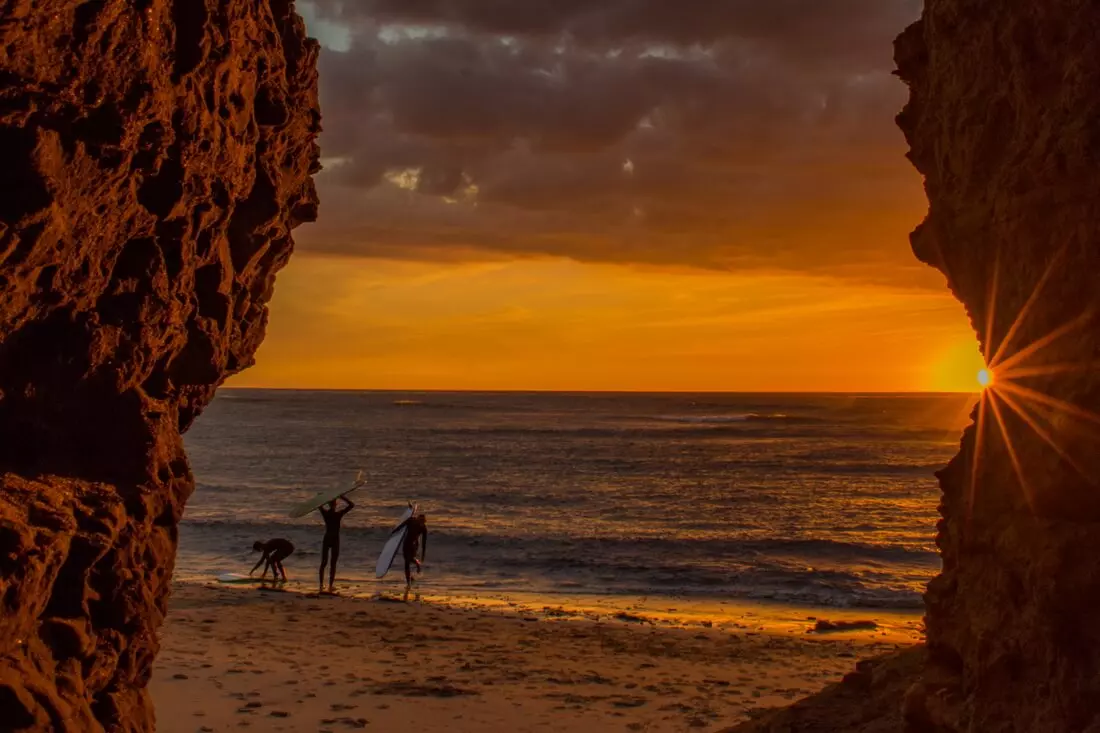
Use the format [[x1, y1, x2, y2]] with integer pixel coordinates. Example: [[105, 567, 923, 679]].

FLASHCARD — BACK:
[[0, 0, 319, 729], [728, 1, 1100, 731], [896, 2, 1100, 730]]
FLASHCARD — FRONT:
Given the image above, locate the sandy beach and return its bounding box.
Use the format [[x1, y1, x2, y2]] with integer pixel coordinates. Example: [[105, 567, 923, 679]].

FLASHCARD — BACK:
[[151, 582, 921, 733]]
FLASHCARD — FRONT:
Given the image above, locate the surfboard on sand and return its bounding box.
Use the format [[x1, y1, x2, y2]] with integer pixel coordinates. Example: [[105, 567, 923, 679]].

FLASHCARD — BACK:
[[375, 503, 418, 579], [216, 573, 265, 584], [287, 471, 365, 519]]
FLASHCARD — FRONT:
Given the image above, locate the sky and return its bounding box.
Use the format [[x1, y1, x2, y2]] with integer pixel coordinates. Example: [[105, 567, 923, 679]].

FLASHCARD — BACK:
[[234, 0, 985, 393]]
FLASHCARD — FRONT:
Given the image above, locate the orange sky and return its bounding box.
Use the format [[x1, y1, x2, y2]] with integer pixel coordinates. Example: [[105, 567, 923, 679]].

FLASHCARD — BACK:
[[233, 254, 984, 393], [231, 2, 984, 394]]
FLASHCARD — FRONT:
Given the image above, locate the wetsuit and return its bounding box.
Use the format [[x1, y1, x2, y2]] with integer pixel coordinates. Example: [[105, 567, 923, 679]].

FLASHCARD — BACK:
[[318, 497, 354, 591], [396, 515, 428, 585], [251, 538, 294, 580]]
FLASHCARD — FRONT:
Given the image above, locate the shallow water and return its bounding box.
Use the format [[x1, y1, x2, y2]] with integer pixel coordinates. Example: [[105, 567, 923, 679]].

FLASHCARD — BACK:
[[178, 390, 975, 610]]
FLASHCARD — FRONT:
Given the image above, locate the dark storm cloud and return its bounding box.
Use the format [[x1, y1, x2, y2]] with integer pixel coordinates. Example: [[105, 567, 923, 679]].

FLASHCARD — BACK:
[[311, 0, 917, 64], [299, 0, 930, 285]]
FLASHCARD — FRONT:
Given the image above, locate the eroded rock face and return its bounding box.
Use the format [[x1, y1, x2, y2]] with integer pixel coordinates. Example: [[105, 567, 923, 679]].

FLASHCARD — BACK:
[[727, 3, 1100, 732], [896, 3, 1100, 730], [0, 1, 319, 728]]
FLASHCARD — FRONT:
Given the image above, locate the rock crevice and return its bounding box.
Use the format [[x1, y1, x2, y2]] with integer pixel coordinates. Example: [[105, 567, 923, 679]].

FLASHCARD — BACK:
[[0, 1, 319, 729]]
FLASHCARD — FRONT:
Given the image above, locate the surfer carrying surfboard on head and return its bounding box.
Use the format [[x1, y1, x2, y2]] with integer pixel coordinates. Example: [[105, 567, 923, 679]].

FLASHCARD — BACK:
[[250, 538, 294, 582], [391, 513, 428, 587], [318, 496, 355, 593]]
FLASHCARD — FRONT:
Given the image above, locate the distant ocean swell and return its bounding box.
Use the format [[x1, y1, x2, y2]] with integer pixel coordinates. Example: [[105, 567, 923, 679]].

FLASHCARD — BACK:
[[407, 424, 956, 445], [654, 413, 821, 424]]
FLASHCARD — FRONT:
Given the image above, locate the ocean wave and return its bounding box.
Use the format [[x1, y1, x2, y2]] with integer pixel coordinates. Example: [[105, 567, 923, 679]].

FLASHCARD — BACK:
[[389, 399, 467, 409], [177, 521, 935, 610], [179, 521, 940, 573], [733, 583, 925, 609], [510, 554, 930, 609], [420, 423, 839, 440], [738, 537, 938, 564], [807, 462, 945, 476], [653, 413, 826, 425]]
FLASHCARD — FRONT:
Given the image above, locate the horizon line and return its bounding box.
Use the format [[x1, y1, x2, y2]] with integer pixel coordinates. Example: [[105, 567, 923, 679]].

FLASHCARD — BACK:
[[222, 386, 980, 396]]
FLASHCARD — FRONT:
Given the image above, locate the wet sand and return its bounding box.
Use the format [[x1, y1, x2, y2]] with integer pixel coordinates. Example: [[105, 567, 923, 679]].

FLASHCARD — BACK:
[[151, 582, 920, 732]]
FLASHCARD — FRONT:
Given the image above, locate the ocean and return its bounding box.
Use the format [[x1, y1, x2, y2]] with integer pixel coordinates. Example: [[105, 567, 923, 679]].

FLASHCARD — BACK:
[[177, 390, 975, 614]]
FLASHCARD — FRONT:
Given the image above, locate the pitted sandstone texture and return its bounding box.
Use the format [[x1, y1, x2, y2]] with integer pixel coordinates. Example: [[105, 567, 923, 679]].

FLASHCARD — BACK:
[[0, 0, 319, 729]]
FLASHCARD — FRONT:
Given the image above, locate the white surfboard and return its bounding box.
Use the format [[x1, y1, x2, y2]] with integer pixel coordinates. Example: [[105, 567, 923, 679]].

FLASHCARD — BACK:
[[287, 471, 364, 518], [375, 503, 418, 579], [216, 573, 264, 584]]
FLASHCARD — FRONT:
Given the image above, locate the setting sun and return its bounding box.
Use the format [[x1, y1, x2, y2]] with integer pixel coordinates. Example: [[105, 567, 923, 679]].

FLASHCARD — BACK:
[[977, 368, 993, 388]]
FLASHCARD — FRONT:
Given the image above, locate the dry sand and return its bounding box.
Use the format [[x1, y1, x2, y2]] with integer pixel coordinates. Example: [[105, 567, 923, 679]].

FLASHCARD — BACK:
[[152, 582, 920, 733]]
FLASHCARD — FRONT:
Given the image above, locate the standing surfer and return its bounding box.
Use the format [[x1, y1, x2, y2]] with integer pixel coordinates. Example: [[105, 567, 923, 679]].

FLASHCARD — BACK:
[[392, 513, 428, 587], [318, 496, 355, 593], [250, 538, 295, 581]]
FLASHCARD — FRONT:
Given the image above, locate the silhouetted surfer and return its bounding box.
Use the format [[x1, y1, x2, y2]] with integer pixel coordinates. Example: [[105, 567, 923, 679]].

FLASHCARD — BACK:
[[319, 496, 354, 593], [393, 514, 428, 587], [250, 538, 294, 581]]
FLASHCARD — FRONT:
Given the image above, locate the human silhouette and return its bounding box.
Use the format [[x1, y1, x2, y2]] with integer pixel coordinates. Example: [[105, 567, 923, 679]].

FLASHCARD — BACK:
[[250, 538, 294, 581], [318, 496, 354, 592], [392, 513, 427, 588]]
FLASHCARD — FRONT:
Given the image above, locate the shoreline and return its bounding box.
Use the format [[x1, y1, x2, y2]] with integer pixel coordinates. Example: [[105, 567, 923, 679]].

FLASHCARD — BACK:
[[152, 580, 922, 732], [176, 570, 926, 640]]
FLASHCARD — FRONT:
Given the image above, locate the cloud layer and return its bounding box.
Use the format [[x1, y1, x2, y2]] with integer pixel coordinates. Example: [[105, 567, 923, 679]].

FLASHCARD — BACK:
[[299, 0, 928, 285]]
